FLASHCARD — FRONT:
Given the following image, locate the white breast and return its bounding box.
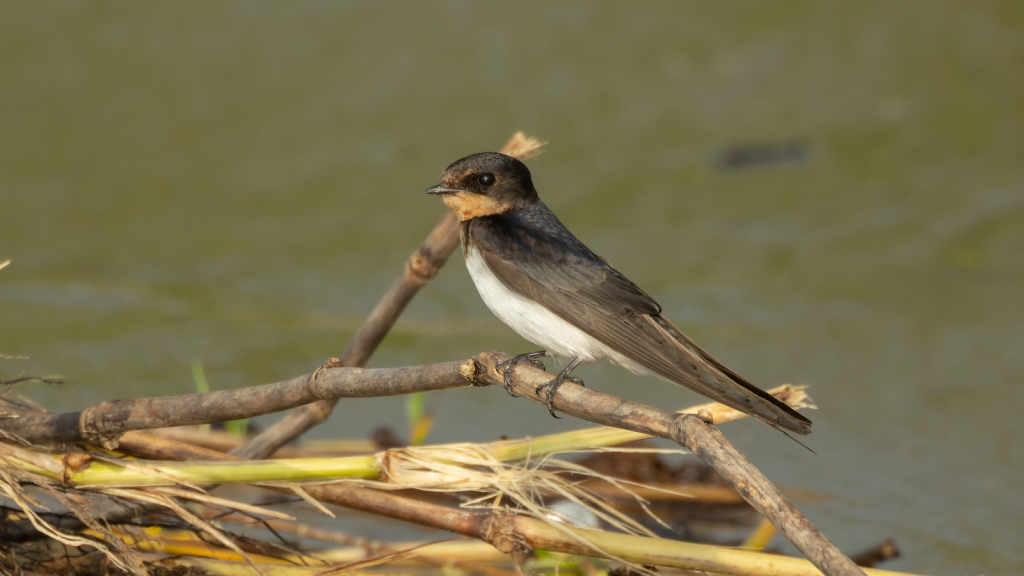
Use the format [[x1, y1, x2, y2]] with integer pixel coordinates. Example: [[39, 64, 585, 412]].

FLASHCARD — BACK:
[[465, 247, 612, 363]]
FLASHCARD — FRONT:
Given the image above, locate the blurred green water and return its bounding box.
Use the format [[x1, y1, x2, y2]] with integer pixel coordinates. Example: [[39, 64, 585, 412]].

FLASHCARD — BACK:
[[1, 2, 1022, 573]]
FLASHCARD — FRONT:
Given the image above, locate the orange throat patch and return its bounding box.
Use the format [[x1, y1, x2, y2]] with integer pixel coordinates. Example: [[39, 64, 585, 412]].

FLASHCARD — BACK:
[[441, 193, 513, 221]]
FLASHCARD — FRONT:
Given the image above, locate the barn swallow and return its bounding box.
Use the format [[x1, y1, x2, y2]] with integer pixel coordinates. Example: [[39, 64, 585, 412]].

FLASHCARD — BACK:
[[425, 152, 812, 435]]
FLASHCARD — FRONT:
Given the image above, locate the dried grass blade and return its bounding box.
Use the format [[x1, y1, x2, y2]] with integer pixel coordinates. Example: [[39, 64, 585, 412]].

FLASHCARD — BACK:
[[150, 485, 295, 520]]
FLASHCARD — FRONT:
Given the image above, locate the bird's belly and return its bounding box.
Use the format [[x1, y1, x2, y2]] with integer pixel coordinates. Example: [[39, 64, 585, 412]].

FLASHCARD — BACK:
[[466, 248, 608, 361]]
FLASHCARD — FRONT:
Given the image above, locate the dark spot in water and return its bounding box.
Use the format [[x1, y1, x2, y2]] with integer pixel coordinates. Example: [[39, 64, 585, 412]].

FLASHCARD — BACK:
[[714, 139, 810, 171]]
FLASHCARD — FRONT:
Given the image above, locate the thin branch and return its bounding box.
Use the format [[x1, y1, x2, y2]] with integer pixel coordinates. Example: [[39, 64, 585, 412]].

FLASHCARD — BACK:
[[0, 358, 480, 448], [673, 417, 862, 576]]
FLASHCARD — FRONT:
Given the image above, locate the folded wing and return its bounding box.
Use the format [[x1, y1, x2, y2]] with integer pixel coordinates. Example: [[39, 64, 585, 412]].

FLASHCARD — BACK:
[[469, 216, 812, 435]]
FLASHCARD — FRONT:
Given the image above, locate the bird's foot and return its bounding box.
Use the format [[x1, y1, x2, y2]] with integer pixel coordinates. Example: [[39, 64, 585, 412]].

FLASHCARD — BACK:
[[495, 351, 547, 397], [535, 374, 585, 419]]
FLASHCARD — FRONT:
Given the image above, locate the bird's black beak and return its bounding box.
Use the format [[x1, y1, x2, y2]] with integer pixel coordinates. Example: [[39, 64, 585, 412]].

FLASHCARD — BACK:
[[425, 184, 460, 196]]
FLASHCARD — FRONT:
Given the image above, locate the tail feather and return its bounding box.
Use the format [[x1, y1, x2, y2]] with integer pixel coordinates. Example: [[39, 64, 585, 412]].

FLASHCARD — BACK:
[[650, 315, 812, 435]]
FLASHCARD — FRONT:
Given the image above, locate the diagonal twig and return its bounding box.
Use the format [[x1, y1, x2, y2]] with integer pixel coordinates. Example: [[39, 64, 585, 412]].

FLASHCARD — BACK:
[[231, 132, 545, 460]]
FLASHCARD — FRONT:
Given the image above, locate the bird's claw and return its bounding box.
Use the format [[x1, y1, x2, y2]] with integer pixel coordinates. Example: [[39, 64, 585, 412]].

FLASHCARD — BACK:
[[535, 375, 585, 418], [496, 351, 547, 397]]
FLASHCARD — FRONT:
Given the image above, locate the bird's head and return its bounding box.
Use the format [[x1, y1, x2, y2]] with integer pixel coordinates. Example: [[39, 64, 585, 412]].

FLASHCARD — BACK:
[[425, 152, 537, 221]]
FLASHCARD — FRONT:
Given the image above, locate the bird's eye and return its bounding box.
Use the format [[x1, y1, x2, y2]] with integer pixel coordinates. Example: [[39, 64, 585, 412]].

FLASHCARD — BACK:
[[478, 173, 496, 187]]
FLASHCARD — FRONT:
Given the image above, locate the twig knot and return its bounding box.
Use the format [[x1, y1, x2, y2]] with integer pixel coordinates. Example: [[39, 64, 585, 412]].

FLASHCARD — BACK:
[[310, 357, 345, 400]]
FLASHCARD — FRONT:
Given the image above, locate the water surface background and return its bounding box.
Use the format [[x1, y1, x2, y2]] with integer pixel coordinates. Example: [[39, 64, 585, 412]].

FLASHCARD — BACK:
[[2, 3, 1022, 574]]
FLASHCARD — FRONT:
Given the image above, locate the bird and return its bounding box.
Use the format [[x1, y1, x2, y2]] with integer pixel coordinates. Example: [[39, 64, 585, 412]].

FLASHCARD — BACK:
[[425, 152, 811, 435]]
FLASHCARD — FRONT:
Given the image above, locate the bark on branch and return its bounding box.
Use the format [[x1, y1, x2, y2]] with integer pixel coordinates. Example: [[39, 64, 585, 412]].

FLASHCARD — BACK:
[[0, 358, 480, 449]]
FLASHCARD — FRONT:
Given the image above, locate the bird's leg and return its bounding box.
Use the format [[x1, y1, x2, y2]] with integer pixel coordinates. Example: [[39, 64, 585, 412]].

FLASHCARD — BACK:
[[495, 350, 547, 397], [535, 357, 584, 418]]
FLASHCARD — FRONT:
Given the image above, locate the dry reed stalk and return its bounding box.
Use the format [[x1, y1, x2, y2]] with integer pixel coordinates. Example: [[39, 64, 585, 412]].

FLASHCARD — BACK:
[[503, 516, 917, 576], [70, 455, 379, 487], [149, 427, 376, 457], [87, 525, 298, 566]]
